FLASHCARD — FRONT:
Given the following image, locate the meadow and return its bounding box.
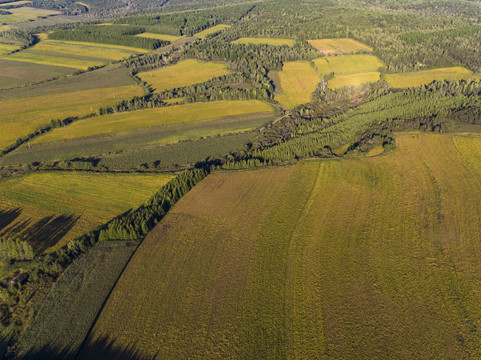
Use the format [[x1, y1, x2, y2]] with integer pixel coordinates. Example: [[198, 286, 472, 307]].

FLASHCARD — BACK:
[[308, 38, 373, 54], [77, 134, 481, 359], [0, 43, 19, 56], [137, 59, 230, 92], [0, 84, 143, 150], [0, 6, 59, 25], [0, 172, 174, 253], [33, 100, 273, 145], [135, 32, 182, 42], [232, 37, 296, 46], [194, 24, 231, 39], [328, 71, 380, 89], [313, 54, 384, 75], [275, 61, 320, 109], [386, 66, 474, 88]]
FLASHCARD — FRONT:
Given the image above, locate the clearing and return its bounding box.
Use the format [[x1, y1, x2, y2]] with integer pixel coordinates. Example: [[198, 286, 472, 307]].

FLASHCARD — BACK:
[[386, 66, 475, 88], [313, 54, 384, 75], [194, 24, 231, 39], [232, 37, 296, 46], [308, 38, 373, 54]]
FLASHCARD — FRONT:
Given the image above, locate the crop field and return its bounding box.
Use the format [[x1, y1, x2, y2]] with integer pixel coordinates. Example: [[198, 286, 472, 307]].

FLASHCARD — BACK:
[[0, 172, 174, 253], [0, 59, 73, 90], [308, 38, 373, 54], [0, 43, 19, 56], [0, 6, 59, 24], [1, 112, 273, 166], [138, 59, 230, 92], [275, 61, 320, 109], [135, 32, 182, 42], [16, 240, 139, 358], [328, 71, 381, 89], [386, 66, 474, 88], [232, 37, 296, 46], [77, 133, 481, 359], [313, 54, 384, 75], [194, 24, 231, 39], [0, 1, 32, 6], [33, 100, 273, 145], [0, 84, 143, 150]]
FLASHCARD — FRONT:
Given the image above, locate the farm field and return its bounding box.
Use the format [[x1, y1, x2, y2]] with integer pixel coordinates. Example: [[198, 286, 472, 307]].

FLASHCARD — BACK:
[[138, 59, 230, 92], [135, 32, 182, 42], [33, 100, 273, 145], [0, 84, 143, 150], [1, 113, 273, 166], [0, 43, 19, 56], [194, 24, 231, 38], [0, 6, 59, 25], [386, 66, 474, 88], [78, 133, 481, 359], [313, 54, 384, 75], [328, 71, 381, 89], [232, 37, 296, 46], [0, 172, 174, 253], [275, 61, 320, 109], [308, 38, 373, 54]]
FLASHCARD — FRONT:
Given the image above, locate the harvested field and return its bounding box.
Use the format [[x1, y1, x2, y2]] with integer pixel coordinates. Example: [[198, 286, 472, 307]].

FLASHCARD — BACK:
[[386, 66, 474, 88], [275, 61, 320, 109], [328, 71, 380, 89], [79, 134, 481, 359], [313, 54, 384, 75], [138, 59, 230, 92], [135, 32, 182, 42], [308, 38, 373, 54], [194, 24, 231, 38], [232, 37, 296, 46]]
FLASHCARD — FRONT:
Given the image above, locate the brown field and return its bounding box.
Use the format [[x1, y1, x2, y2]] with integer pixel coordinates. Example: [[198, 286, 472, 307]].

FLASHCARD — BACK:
[[79, 133, 481, 359]]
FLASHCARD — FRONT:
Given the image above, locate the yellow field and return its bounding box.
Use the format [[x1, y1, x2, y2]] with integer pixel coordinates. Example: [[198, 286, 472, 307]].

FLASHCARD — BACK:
[[386, 66, 474, 88], [0, 85, 143, 150], [5, 51, 105, 70], [0, 6, 59, 24], [232, 37, 296, 46], [79, 133, 481, 359], [138, 59, 230, 92], [0, 25, 9, 31], [328, 71, 381, 89], [135, 33, 182, 42], [0, 172, 173, 253], [275, 61, 320, 109], [308, 38, 373, 54], [34, 100, 274, 144], [313, 54, 384, 75], [194, 24, 231, 39], [0, 43, 19, 56], [0, 0, 32, 6]]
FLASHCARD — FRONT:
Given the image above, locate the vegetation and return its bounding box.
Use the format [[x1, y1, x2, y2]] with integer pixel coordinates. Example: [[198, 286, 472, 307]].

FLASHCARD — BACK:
[[308, 38, 373, 54], [313, 54, 384, 75], [386, 67, 476, 88], [194, 24, 230, 39], [232, 37, 296, 46], [328, 71, 381, 90], [135, 32, 182, 42]]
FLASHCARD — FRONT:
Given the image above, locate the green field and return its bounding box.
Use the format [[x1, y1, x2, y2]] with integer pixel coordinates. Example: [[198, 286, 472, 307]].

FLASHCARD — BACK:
[[0, 6, 59, 24], [275, 61, 320, 109], [386, 67, 474, 88], [135, 32, 182, 42], [0, 1, 32, 7], [76, 134, 481, 359], [313, 54, 384, 75], [308, 38, 373, 54], [0, 43, 19, 56], [0, 85, 143, 150], [0, 172, 173, 253], [138, 59, 230, 92], [232, 37, 296, 46], [328, 71, 381, 89], [194, 24, 231, 39], [33, 100, 273, 145]]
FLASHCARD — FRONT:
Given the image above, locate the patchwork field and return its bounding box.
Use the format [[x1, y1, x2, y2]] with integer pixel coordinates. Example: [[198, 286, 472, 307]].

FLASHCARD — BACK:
[[232, 37, 296, 46], [275, 61, 320, 109], [308, 38, 373, 54], [77, 133, 481, 359], [328, 71, 381, 89], [313, 54, 384, 75], [386, 66, 474, 88], [0, 172, 174, 253], [138, 59, 230, 92], [194, 24, 231, 39], [32, 100, 273, 145], [0, 84, 143, 150], [135, 32, 182, 42]]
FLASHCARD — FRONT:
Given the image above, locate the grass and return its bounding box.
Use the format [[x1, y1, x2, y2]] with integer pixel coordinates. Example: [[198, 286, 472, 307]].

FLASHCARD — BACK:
[[313, 54, 384, 75], [0, 6, 59, 25], [5, 51, 105, 70], [0, 43, 19, 56], [194, 24, 231, 39], [78, 133, 481, 359], [33, 100, 273, 144], [16, 240, 139, 358], [386, 66, 474, 88], [138, 59, 230, 92], [0, 172, 174, 252], [328, 71, 381, 89], [0, 1, 32, 6], [308, 38, 373, 54], [232, 37, 296, 46], [135, 32, 182, 42], [275, 61, 320, 109], [0, 85, 143, 150]]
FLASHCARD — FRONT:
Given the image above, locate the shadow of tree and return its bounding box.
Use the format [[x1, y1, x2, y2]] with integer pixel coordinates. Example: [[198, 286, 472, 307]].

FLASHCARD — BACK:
[[0, 208, 22, 231]]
